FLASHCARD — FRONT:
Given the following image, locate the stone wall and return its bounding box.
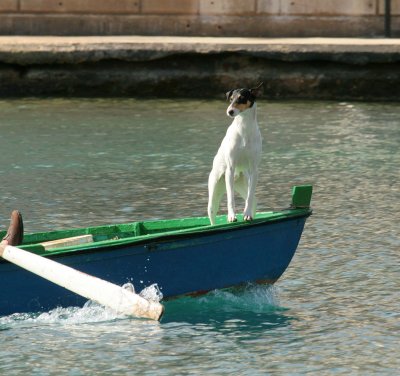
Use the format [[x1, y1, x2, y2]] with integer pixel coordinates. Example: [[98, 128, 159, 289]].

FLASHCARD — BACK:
[[1, 36, 400, 100], [0, 0, 399, 37]]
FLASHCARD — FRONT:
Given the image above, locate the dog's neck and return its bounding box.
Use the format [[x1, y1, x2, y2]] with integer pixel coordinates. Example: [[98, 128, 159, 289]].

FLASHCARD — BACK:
[[234, 102, 258, 127]]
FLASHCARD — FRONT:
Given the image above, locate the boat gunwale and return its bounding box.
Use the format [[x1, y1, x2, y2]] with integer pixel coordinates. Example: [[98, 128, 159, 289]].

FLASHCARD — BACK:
[[0, 208, 312, 261]]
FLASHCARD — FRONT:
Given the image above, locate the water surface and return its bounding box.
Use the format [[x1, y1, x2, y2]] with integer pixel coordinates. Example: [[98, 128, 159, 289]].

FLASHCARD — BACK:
[[0, 98, 399, 375]]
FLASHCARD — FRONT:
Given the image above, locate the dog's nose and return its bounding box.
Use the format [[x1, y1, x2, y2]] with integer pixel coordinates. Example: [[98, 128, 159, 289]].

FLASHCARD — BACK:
[[228, 110, 235, 116]]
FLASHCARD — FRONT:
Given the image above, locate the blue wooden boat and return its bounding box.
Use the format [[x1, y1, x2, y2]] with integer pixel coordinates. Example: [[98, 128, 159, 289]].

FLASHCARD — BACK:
[[0, 185, 312, 317]]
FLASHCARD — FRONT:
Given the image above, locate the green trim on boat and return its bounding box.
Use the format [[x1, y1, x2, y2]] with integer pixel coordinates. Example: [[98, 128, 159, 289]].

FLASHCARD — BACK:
[[7, 209, 310, 257], [292, 185, 313, 208], [0, 185, 312, 258]]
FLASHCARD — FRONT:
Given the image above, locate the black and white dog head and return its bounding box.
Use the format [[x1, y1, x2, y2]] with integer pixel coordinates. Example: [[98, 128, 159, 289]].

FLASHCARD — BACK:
[[226, 82, 264, 118]]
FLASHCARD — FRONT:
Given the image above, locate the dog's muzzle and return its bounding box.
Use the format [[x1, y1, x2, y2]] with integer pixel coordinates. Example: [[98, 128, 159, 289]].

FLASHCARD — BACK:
[[227, 106, 240, 118]]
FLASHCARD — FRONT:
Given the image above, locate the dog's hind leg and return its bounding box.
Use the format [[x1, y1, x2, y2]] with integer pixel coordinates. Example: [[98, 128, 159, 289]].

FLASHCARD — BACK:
[[235, 173, 257, 221], [208, 174, 226, 225]]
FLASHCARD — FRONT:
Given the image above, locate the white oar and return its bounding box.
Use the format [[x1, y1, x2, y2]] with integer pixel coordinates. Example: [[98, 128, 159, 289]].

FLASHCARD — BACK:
[[0, 242, 164, 321]]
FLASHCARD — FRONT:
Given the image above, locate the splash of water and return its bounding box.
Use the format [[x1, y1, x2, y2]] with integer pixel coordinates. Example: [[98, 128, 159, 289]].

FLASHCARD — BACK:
[[139, 283, 163, 302], [0, 284, 280, 328], [162, 284, 285, 324], [0, 282, 163, 328], [122, 282, 163, 302], [0, 304, 120, 328], [207, 283, 282, 313]]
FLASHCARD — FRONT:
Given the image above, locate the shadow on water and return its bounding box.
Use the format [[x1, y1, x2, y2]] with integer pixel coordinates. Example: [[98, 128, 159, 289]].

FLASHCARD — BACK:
[[161, 285, 294, 332]]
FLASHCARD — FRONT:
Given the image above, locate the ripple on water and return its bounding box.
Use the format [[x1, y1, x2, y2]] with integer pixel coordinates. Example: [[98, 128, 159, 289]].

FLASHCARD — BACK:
[[0, 99, 398, 375]]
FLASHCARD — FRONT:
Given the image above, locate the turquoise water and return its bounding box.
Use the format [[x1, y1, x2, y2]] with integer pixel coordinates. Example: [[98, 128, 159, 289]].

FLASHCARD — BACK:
[[0, 99, 399, 375]]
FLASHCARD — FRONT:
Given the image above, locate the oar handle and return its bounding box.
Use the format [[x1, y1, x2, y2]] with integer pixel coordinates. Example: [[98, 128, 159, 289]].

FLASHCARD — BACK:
[[0, 243, 164, 321]]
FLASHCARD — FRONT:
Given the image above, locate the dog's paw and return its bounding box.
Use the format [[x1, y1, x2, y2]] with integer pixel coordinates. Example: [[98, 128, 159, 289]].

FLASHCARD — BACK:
[[228, 215, 237, 223], [243, 215, 253, 222]]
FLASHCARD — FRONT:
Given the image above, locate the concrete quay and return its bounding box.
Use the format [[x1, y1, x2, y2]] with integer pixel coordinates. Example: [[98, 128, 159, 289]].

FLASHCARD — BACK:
[[1, 36, 400, 100]]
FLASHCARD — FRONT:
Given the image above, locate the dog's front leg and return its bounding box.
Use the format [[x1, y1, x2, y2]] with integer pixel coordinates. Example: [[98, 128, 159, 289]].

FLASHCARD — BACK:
[[244, 169, 258, 221], [225, 165, 237, 222]]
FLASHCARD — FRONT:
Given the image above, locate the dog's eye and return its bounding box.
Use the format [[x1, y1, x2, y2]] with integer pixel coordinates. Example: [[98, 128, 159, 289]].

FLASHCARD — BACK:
[[237, 96, 247, 104]]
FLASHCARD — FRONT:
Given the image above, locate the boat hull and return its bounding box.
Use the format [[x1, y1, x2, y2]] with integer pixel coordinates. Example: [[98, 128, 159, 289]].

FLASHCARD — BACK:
[[0, 214, 308, 316]]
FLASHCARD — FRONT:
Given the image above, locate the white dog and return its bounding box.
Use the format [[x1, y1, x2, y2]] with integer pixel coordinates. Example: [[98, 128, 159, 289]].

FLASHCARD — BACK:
[[208, 83, 263, 225]]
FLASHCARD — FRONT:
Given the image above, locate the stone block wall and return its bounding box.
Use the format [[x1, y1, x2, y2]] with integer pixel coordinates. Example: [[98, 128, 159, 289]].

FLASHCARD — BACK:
[[0, 0, 399, 36]]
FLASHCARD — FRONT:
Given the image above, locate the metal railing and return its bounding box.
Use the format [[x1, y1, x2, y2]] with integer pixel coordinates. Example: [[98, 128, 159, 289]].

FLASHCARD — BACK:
[[385, 0, 391, 37]]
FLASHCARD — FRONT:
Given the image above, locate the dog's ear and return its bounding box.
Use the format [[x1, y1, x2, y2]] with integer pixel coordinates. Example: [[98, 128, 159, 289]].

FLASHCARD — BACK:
[[250, 82, 264, 98], [226, 90, 234, 101]]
